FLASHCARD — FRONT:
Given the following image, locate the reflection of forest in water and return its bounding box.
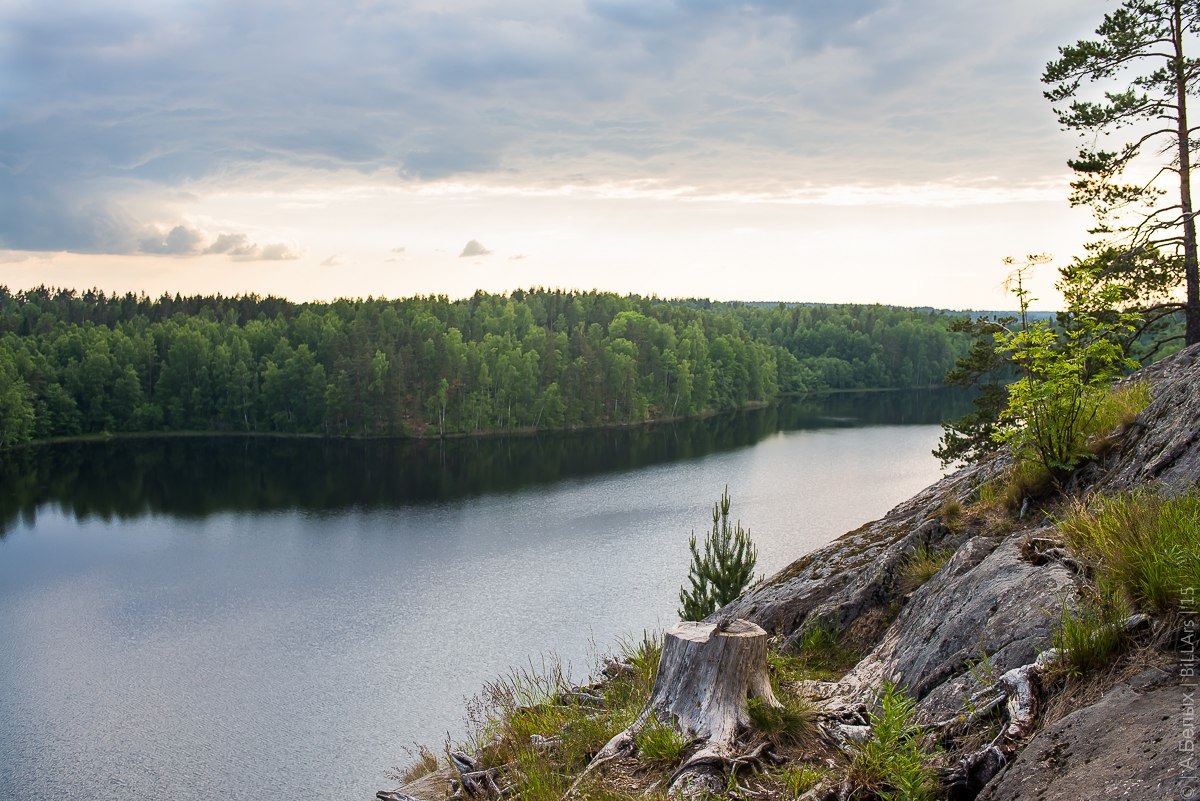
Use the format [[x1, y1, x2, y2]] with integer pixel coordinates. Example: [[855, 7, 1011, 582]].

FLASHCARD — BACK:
[[0, 389, 972, 534]]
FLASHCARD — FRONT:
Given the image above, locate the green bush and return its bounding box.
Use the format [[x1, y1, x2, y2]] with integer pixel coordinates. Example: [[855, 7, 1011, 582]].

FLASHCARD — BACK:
[[992, 258, 1140, 482], [848, 683, 941, 801]]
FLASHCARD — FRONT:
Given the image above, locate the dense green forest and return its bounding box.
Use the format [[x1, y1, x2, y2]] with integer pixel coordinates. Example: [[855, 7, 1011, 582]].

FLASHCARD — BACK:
[[0, 286, 973, 447]]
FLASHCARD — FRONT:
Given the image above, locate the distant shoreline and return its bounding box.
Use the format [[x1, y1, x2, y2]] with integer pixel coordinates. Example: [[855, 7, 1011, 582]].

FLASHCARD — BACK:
[[4, 387, 956, 452]]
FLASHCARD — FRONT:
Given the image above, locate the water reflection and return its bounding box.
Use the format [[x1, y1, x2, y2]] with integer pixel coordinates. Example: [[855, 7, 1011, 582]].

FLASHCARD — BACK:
[[0, 390, 970, 535]]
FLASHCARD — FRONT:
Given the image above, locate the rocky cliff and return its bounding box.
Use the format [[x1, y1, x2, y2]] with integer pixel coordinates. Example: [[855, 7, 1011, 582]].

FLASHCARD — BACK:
[[721, 342, 1200, 798]]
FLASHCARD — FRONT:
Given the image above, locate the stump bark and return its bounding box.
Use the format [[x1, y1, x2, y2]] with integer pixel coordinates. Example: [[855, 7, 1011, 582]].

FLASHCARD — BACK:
[[568, 618, 779, 798]]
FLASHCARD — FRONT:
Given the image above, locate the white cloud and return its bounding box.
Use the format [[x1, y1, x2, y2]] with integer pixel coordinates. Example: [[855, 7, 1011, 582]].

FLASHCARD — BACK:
[[255, 243, 299, 261]]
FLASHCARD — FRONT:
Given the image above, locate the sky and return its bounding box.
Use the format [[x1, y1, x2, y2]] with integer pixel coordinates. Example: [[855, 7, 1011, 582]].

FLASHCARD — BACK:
[[0, 0, 1108, 309]]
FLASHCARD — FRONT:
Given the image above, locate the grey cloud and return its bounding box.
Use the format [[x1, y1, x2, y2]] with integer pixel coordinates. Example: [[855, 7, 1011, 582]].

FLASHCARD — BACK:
[[205, 233, 258, 257], [0, 0, 1100, 254], [139, 225, 205, 255], [131, 227, 296, 261], [0, 178, 141, 253], [460, 240, 492, 258]]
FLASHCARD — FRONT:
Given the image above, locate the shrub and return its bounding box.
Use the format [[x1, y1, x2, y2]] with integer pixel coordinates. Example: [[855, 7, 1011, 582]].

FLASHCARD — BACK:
[[847, 683, 941, 801], [992, 257, 1140, 483]]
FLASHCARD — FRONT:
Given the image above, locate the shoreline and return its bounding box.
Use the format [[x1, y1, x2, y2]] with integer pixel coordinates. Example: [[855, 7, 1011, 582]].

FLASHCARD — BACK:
[[4, 387, 954, 452]]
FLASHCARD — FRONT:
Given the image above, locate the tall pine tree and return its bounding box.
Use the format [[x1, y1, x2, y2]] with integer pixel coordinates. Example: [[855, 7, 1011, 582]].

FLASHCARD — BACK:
[[1043, 0, 1200, 346]]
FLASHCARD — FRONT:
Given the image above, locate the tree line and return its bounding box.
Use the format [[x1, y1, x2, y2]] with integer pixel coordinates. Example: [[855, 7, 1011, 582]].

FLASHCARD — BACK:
[[0, 286, 972, 448]]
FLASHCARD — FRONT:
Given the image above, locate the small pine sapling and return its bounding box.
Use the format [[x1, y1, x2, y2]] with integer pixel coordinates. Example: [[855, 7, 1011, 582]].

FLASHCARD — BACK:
[[678, 486, 757, 621]]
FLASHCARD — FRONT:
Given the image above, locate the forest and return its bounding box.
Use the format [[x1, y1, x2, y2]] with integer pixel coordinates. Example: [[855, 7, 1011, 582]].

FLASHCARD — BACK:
[[0, 286, 973, 447]]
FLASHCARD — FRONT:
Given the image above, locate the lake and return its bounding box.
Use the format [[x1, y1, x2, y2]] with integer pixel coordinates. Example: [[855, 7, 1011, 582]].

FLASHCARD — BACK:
[[0, 391, 969, 801]]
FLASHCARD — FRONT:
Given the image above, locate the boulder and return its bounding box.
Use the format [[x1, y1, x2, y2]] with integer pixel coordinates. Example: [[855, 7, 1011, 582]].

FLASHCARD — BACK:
[[1091, 342, 1200, 495]]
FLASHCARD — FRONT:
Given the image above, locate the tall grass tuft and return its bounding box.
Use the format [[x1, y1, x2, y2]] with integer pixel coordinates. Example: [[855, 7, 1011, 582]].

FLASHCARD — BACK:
[[1087, 381, 1152, 447], [771, 763, 831, 797], [456, 634, 672, 801], [1052, 590, 1131, 675], [634, 716, 687, 765], [1059, 490, 1200, 614], [780, 623, 861, 681], [747, 694, 817, 746]]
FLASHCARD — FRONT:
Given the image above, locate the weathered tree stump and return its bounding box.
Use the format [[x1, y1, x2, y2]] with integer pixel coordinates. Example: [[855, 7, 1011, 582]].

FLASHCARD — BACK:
[[567, 618, 780, 798]]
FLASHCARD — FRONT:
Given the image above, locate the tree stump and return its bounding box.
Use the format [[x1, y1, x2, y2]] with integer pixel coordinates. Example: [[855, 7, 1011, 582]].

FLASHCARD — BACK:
[[567, 619, 780, 798]]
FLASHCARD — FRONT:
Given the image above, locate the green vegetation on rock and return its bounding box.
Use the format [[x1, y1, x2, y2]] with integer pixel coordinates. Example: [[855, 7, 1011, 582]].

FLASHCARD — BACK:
[[846, 683, 941, 801]]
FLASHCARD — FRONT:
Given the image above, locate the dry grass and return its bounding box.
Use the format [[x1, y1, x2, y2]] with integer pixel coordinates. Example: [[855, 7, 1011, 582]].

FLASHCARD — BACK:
[[1085, 381, 1152, 453], [392, 745, 440, 784]]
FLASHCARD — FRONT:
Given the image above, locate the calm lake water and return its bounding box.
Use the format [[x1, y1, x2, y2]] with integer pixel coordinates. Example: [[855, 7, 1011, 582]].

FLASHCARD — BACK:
[[0, 391, 968, 801]]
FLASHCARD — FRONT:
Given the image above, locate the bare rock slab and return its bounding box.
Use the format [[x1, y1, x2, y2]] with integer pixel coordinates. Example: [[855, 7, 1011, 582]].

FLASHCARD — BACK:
[[977, 680, 1198, 801], [841, 531, 1079, 722]]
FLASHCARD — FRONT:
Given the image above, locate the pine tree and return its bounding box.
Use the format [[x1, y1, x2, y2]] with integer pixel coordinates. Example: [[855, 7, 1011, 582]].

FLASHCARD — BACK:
[[1043, 0, 1200, 345], [678, 487, 758, 621]]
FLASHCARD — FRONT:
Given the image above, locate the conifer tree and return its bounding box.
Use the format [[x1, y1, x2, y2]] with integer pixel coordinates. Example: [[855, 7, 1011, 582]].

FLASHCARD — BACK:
[[1043, 0, 1200, 345], [678, 487, 758, 621]]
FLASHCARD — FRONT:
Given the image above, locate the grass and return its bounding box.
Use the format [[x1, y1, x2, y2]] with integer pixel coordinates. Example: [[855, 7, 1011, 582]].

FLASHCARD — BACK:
[[898, 544, 955, 593], [1085, 381, 1152, 451], [777, 622, 862, 681], [846, 683, 941, 801], [1052, 592, 1131, 676], [1058, 490, 1200, 615], [940, 497, 965, 532], [634, 716, 687, 764], [454, 635, 667, 801], [766, 763, 833, 798], [1048, 488, 1200, 677], [394, 745, 439, 784], [747, 694, 817, 746]]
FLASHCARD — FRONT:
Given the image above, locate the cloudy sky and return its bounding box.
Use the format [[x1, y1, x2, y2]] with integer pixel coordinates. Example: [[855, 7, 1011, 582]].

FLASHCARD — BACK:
[[1, 0, 1105, 308]]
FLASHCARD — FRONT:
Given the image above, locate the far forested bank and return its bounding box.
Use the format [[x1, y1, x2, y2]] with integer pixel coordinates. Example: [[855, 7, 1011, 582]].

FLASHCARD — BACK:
[[0, 287, 974, 447]]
